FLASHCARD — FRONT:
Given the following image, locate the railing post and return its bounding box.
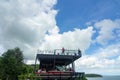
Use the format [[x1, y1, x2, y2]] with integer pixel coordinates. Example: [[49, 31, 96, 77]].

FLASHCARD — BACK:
[[34, 55, 37, 73]]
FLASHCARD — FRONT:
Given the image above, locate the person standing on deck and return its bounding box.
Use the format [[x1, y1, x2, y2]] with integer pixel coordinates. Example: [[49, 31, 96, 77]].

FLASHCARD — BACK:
[[78, 49, 81, 55], [62, 47, 65, 55]]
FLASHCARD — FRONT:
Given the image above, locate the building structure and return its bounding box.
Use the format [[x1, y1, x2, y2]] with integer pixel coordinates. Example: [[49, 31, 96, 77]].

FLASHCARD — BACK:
[[34, 49, 85, 80]]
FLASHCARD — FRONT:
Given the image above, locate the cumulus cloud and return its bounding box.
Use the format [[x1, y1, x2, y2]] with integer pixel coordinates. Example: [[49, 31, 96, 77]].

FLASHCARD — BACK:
[[76, 44, 120, 75], [94, 19, 120, 45], [0, 0, 94, 62], [74, 19, 120, 75], [40, 27, 94, 52], [0, 0, 57, 59]]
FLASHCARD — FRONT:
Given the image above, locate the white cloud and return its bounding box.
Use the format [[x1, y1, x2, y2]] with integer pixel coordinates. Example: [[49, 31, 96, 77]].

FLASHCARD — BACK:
[[0, 45, 5, 56], [94, 19, 120, 45], [39, 27, 94, 52], [75, 19, 120, 75], [94, 44, 120, 59], [76, 44, 120, 75], [0, 0, 57, 59], [0, 0, 94, 62]]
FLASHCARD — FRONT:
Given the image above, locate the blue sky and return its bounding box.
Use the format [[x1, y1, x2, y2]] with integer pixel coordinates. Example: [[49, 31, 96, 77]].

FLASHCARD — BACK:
[[54, 0, 120, 75], [0, 0, 120, 75], [55, 0, 120, 54], [55, 0, 120, 33]]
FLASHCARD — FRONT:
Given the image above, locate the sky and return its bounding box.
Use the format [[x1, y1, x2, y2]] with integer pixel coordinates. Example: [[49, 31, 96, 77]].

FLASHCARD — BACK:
[[0, 0, 120, 75]]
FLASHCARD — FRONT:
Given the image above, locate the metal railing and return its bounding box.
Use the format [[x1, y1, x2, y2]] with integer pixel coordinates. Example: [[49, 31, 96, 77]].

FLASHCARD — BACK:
[[37, 49, 81, 56]]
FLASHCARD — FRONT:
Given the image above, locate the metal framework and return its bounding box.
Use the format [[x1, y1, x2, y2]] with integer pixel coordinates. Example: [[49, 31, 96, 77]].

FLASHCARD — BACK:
[[34, 49, 84, 80]]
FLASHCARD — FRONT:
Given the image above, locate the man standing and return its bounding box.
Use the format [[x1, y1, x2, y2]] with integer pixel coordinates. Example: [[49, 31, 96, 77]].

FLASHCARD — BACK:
[[78, 49, 81, 55], [62, 47, 65, 54]]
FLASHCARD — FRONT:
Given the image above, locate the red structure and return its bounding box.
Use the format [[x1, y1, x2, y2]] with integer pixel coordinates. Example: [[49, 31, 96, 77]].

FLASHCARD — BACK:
[[62, 47, 65, 54]]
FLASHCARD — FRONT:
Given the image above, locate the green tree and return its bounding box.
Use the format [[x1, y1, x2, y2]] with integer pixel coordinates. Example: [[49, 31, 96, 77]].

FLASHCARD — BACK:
[[0, 57, 3, 79], [0, 47, 24, 80]]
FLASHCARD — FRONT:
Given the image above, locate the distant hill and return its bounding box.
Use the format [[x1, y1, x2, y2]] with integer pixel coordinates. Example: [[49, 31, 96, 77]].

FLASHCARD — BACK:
[[85, 73, 102, 77]]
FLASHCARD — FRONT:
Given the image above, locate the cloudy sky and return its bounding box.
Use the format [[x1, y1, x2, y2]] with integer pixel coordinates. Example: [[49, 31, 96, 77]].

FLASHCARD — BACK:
[[0, 0, 120, 75]]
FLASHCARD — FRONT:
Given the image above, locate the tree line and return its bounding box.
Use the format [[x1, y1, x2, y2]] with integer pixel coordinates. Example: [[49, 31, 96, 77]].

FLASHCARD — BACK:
[[0, 47, 33, 80], [0, 47, 87, 80]]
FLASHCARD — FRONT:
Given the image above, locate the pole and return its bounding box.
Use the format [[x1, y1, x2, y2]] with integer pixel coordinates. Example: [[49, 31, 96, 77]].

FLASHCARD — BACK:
[[34, 56, 37, 73]]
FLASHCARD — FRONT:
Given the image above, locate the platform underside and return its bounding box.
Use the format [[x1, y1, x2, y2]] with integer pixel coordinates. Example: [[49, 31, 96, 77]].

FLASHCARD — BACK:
[[37, 54, 81, 66]]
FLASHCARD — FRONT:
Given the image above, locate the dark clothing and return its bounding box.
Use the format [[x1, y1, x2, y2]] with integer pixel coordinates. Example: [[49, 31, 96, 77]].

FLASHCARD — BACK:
[[62, 47, 65, 54], [78, 49, 81, 55]]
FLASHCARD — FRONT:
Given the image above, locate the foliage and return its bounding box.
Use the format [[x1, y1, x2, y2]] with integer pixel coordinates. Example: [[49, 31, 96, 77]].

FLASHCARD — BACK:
[[0, 57, 3, 78], [83, 75, 88, 80], [22, 64, 34, 75], [85, 73, 102, 77], [75, 74, 87, 80], [18, 64, 41, 80], [0, 47, 42, 80], [0, 47, 24, 80], [18, 73, 41, 80]]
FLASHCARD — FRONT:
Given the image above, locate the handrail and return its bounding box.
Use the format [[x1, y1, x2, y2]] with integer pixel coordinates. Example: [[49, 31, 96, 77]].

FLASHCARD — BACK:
[[37, 49, 81, 56]]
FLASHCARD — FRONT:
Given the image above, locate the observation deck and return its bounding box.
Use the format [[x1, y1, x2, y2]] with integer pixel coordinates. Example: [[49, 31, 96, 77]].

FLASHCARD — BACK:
[[34, 49, 84, 80], [36, 49, 81, 66]]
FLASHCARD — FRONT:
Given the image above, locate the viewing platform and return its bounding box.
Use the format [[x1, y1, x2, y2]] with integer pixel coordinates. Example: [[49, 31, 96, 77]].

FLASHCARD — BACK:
[[34, 49, 84, 80], [37, 49, 81, 56]]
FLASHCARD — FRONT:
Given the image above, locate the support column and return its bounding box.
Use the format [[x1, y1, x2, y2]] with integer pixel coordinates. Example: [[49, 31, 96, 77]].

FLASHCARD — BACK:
[[72, 57, 75, 72], [72, 62, 75, 72], [53, 51, 56, 69], [34, 56, 37, 73]]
